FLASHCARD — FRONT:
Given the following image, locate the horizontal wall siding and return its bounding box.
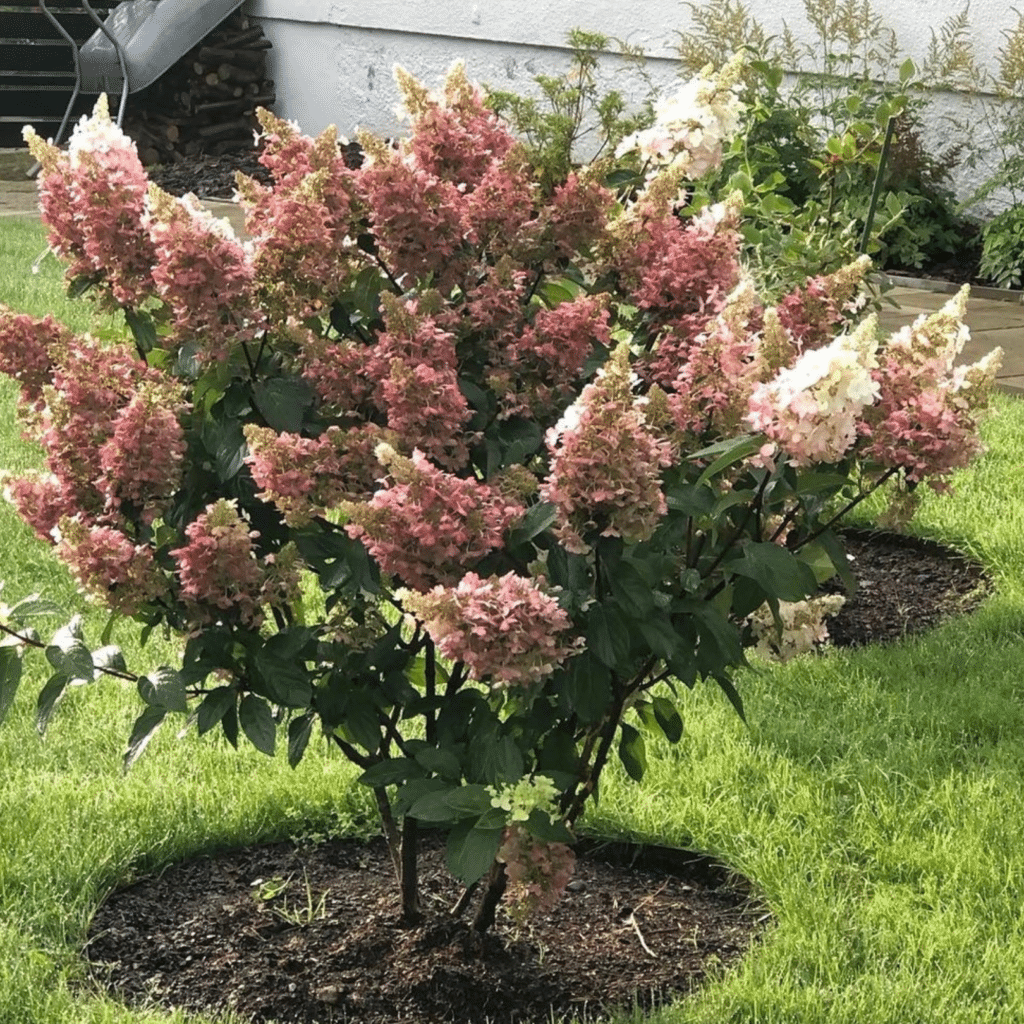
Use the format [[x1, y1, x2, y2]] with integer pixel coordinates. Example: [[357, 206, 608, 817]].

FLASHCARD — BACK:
[[242, 0, 1017, 206]]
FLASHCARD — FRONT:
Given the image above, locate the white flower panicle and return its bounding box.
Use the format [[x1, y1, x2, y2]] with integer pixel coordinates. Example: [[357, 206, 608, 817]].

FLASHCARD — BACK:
[[747, 316, 881, 466], [616, 52, 745, 181]]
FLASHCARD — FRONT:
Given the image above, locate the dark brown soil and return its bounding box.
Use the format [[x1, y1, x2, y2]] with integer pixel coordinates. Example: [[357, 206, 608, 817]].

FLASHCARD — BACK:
[[81, 531, 990, 1024], [85, 835, 763, 1024], [824, 528, 990, 648]]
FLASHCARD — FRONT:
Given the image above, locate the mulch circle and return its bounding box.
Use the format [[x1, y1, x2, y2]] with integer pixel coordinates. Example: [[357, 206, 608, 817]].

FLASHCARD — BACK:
[[84, 834, 765, 1024], [81, 530, 990, 1023], [825, 528, 990, 648]]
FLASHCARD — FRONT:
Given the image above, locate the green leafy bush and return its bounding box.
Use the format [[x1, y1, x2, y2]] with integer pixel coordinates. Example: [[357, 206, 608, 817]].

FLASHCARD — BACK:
[[979, 206, 1024, 288]]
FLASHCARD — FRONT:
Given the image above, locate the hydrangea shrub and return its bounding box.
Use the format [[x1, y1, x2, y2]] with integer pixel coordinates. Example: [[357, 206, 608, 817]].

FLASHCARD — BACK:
[[0, 63, 1001, 931]]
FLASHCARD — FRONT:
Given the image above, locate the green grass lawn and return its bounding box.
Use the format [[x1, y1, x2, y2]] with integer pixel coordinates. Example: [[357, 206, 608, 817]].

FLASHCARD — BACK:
[[3, 213, 1024, 1023]]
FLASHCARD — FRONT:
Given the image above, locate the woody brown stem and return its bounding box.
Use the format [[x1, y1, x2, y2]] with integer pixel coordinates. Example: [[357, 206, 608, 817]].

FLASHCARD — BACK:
[[471, 860, 507, 933], [400, 816, 422, 924]]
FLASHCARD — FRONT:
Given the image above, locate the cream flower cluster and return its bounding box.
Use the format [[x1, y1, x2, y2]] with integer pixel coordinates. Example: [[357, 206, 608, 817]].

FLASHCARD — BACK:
[[748, 595, 847, 661], [747, 317, 881, 466], [616, 52, 745, 181]]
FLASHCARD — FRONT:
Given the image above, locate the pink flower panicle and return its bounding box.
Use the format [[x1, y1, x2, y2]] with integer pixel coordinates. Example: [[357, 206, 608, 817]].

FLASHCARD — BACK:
[[666, 279, 761, 438], [97, 383, 187, 522], [498, 824, 576, 920], [774, 255, 872, 352], [543, 342, 673, 553], [545, 172, 615, 258], [57, 518, 167, 615], [366, 297, 472, 467], [512, 296, 612, 378], [171, 499, 276, 627], [397, 62, 517, 189], [359, 158, 469, 294], [615, 200, 743, 387], [25, 95, 156, 308], [860, 288, 1002, 490], [497, 295, 613, 421], [244, 424, 352, 525], [0, 307, 67, 408], [238, 110, 359, 316], [343, 446, 523, 590], [22, 334, 188, 526], [397, 572, 582, 688], [2, 471, 65, 542], [146, 186, 258, 361]]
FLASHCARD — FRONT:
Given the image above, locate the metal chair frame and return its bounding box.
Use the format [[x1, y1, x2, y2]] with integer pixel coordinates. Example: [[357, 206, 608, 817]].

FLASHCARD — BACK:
[[39, 0, 130, 147]]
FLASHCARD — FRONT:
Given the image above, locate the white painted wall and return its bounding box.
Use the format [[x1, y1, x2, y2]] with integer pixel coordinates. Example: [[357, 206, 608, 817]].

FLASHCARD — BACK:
[[242, 0, 1019, 208]]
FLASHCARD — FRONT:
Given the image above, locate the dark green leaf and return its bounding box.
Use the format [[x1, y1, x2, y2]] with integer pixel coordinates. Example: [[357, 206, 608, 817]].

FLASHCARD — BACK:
[[713, 673, 747, 723], [410, 786, 467, 823], [507, 502, 558, 548], [239, 694, 276, 756], [414, 746, 462, 781], [67, 273, 100, 299], [221, 702, 239, 748], [609, 561, 655, 616], [637, 615, 681, 661], [123, 706, 166, 771], [537, 728, 580, 780], [137, 666, 188, 714], [124, 307, 157, 353], [252, 376, 314, 434], [202, 418, 246, 480], [99, 610, 118, 647], [652, 695, 684, 743], [689, 435, 766, 485], [458, 377, 496, 417], [525, 807, 574, 843], [197, 685, 236, 735], [350, 265, 384, 319], [730, 542, 817, 603], [538, 279, 579, 306], [793, 471, 851, 495], [394, 777, 447, 817], [357, 757, 425, 788], [7, 596, 62, 623], [666, 483, 716, 517], [587, 604, 632, 670], [483, 735, 524, 786], [563, 653, 611, 724], [35, 673, 69, 735], [338, 689, 383, 754], [443, 783, 493, 817], [45, 617, 93, 683], [798, 540, 844, 585], [687, 600, 746, 672], [0, 644, 22, 726], [495, 417, 544, 467], [446, 819, 502, 885], [818, 530, 857, 594], [287, 712, 316, 768], [252, 646, 313, 708], [618, 722, 647, 782]]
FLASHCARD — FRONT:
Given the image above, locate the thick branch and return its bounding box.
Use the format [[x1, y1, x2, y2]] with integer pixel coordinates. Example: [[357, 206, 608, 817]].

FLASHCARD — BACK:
[[400, 816, 422, 924], [797, 468, 900, 549], [471, 860, 507, 933], [700, 469, 772, 581]]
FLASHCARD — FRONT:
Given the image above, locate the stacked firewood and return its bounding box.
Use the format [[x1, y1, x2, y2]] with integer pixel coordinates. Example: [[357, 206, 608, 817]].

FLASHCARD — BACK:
[[122, 10, 275, 166]]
